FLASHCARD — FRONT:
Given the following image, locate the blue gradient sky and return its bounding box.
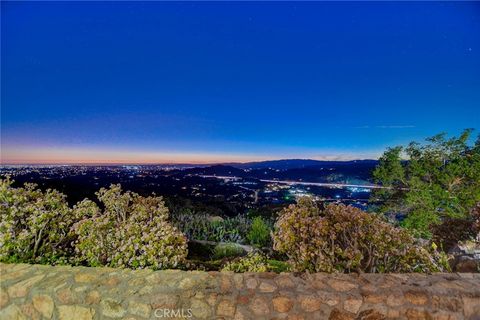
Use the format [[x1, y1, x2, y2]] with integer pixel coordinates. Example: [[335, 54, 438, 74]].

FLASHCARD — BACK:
[[2, 2, 479, 164]]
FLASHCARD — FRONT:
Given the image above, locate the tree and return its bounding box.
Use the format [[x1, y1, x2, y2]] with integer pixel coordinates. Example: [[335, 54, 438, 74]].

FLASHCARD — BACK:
[[372, 129, 480, 238]]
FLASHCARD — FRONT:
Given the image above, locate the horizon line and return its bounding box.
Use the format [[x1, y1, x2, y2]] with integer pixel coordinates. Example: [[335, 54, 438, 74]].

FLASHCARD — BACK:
[[0, 157, 380, 166]]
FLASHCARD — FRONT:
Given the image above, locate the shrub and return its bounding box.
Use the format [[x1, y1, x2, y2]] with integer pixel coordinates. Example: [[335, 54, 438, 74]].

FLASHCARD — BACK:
[[267, 259, 291, 273], [273, 198, 450, 273], [212, 243, 245, 260], [222, 251, 268, 272], [472, 203, 480, 242], [172, 212, 251, 244], [430, 203, 480, 252], [72, 184, 187, 269], [431, 217, 477, 252], [0, 178, 83, 264], [247, 216, 271, 248]]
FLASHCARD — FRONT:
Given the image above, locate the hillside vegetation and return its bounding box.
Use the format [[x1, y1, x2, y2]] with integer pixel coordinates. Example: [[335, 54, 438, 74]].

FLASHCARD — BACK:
[[1, 131, 479, 273]]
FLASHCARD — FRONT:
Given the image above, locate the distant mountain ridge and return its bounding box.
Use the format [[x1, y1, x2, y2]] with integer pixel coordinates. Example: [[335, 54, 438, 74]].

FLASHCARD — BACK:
[[180, 159, 379, 184], [226, 159, 378, 170]]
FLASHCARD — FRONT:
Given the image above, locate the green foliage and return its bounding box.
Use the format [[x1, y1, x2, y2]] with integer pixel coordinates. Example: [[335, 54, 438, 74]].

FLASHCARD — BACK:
[[246, 216, 271, 248], [211, 243, 245, 260], [272, 198, 450, 273], [221, 251, 268, 272], [372, 130, 480, 238], [72, 184, 187, 269], [267, 259, 291, 273], [172, 212, 251, 244], [0, 177, 84, 264], [0, 179, 188, 269]]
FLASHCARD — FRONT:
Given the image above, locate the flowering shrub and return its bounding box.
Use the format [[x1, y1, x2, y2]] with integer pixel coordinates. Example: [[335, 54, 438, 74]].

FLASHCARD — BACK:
[[72, 184, 187, 269], [273, 198, 450, 273], [0, 178, 80, 264], [222, 251, 268, 272]]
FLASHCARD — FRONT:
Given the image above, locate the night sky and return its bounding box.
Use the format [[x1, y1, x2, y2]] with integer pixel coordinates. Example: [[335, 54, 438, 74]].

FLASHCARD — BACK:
[[2, 2, 479, 164]]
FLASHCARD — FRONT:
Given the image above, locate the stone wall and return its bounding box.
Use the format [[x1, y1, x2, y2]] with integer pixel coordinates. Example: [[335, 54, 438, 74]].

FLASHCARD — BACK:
[[1, 263, 479, 320]]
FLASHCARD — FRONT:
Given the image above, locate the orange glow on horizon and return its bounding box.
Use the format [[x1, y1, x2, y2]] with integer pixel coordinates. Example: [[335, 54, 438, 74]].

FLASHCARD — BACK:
[[0, 148, 285, 165], [1, 146, 377, 165]]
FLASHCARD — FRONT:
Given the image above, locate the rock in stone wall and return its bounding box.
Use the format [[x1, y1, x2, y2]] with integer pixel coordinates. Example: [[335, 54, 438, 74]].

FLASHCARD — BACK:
[[1, 263, 479, 320]]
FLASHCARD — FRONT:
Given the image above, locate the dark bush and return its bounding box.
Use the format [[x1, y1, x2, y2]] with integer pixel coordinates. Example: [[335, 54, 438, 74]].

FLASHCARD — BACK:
[[431, 217, 477, 252]]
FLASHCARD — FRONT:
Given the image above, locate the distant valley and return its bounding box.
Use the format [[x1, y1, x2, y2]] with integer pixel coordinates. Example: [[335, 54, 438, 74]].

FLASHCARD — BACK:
[[1, 159, 379, 215], [182, 159, 378, 185]]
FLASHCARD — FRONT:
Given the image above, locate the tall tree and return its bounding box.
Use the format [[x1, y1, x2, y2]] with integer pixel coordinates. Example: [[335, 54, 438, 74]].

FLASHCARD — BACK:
[[372, 129, 480, 238]]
